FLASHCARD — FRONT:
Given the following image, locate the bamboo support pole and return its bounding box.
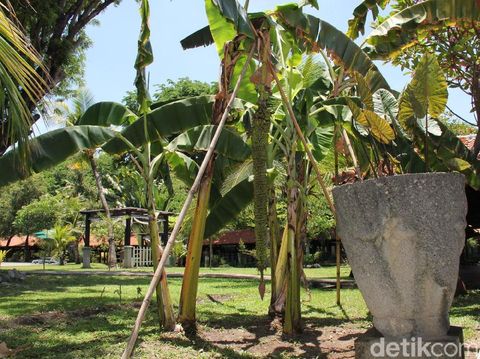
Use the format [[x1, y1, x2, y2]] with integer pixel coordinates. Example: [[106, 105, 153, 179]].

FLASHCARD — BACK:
[[121, 44, 256, 359], [341, 128, 361, 178], [266, 61, 343, 305]]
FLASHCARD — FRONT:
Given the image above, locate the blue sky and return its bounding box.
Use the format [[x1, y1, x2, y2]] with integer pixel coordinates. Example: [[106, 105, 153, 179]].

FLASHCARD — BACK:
[[83, 0, 474, 123]]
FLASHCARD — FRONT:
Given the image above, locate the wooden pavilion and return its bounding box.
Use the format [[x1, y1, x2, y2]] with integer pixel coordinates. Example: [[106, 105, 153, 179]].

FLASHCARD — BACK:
[[79, 207, 173, 268]]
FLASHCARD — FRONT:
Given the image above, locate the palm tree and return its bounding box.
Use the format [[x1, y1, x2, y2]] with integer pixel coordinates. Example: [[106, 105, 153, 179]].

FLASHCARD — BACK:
[[0, 250, 8, 266], [50, 224, 76, 265], [0, 3, 48, 158], [53, 88, 119, 269]]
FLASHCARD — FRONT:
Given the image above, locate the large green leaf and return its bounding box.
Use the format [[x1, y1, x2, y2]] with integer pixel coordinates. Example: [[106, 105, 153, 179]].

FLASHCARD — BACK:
[[165, 151, 199, 187], [167, 125, 251, 161], [411, 119, 480, 189], [348, 99, 395, 143], [347, 0, 390, 39], [373, 88, 398, 122], [398, 53, 448, 133], [310, 125, 335, 161], [205, 0, 254, 55], [0, 126, 116, 186], [365, 0, 480, 59], [355, 73, 374, 110], [181, 8, 390, 93], [204, 178, 253, 238], [103, 96, 215, 154], [180, 25, 214, 50], [77, 102, 137, 126], [273, 8, 391, 92], [134, 0, 154, 112]]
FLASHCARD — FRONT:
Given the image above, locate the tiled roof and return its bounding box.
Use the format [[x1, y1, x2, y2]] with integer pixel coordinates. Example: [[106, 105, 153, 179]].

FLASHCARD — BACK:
[[203, 229, 255, 246], [0, 235, 42, 248]]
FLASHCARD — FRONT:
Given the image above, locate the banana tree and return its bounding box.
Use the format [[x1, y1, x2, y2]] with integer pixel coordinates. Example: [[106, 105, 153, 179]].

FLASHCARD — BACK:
[[177, 45, 256, 331], [180, 0, 394, 334]]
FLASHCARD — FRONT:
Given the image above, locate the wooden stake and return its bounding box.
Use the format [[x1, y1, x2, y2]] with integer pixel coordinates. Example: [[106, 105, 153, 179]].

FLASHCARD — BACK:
[[121, 44, 256, 359], [341, 128, 361, 179]]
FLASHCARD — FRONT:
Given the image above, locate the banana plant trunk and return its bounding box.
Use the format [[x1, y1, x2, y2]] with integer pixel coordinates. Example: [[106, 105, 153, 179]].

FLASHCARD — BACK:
[[268, 186, 281, 316], [283, 183, 302, 334], [146, 177, 175, 331], [178, 160, 214, 328], [87, 152, 116, 269], [283, 152, 302, 334]]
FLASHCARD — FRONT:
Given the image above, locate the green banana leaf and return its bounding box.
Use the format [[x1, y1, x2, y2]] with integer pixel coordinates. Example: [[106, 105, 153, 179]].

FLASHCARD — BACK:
[[180, 8, 390, 93], [77, 101, 137, 126], [347, 0, 390, 39], [0, 126, 116, 186], [103, 96, 215, 154], [167, 125, 251, 162], [204, 178, 253, 238], [205, 0, 254, 56], [164, 151, 199, 187], [365, 0, 480, 59], [273, 8, 391, 92]]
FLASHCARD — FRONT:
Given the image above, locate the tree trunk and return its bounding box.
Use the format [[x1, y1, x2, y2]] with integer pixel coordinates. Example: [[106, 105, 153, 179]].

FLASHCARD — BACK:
[[178, 160, 214, 329], [6, 235, 13, 248], [74, 239, 81, 264], [87, 152, 116, 269], [471, 68, 480, 158], [24, 234, 30, 262], [146, 175, 176, 331]]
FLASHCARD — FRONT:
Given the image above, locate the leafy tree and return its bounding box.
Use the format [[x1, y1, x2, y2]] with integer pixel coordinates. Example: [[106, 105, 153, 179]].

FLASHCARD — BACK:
[[13, 194, 59, 235], [0, 177, 47, 239], [11, 0, 121, 96], [122, 77, 217, 112], [0, 0, 121, 156], [439, 112, 477, 136]]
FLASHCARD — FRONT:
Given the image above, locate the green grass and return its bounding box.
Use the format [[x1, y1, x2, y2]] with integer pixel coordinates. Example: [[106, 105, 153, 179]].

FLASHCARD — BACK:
[[0, 275, 478, 358], [0, 263, 352, 280]]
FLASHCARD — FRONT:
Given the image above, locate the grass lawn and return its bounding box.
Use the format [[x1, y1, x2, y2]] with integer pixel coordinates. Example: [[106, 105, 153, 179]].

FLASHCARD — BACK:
[[0, 274, 478, 358], [0, 263, 353, 280]]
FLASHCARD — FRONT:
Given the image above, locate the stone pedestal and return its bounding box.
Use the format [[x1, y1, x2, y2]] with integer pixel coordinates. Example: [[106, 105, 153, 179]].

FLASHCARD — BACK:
[[333, 173, 467, 338], [82, 247, 91, 269], [123, 246, 133, 268], [355, 327, 464, 359]]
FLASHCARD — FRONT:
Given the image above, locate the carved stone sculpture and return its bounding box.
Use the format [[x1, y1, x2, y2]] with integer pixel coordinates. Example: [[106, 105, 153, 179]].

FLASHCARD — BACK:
[[333, 173, 467, 338]]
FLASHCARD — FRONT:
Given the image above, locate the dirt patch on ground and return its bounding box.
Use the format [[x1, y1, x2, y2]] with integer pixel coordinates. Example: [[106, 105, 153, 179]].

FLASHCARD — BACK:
[[197, 319, 362, 358], [151, 319, 480, 358]]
